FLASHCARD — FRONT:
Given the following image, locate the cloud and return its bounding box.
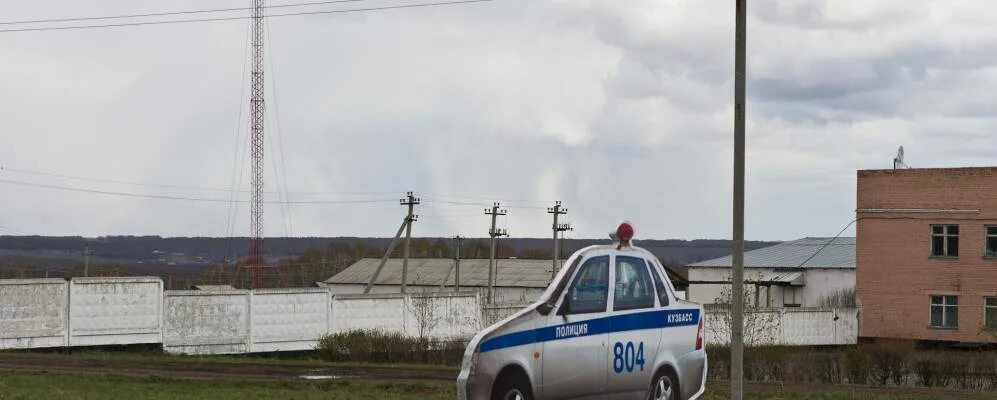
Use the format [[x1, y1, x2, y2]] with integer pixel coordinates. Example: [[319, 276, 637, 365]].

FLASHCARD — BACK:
[[2, 0, 997, 242]]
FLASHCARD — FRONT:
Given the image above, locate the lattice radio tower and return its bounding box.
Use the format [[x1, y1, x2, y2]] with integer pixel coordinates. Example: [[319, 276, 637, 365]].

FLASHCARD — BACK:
[[245, 0, 269, 289]]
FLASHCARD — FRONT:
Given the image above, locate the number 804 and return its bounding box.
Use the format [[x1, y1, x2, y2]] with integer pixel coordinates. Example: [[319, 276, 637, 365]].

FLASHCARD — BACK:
[[612, 341, 645, 373]]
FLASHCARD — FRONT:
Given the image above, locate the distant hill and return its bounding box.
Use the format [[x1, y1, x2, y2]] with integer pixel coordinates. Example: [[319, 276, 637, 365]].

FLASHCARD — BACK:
[[0, 235, 778, 276]]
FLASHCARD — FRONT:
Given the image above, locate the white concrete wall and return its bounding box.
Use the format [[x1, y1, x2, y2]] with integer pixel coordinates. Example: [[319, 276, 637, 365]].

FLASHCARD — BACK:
[[482, 303, 532, 327], [407, 292, 483, 339], [330, 292, 483, 339], [687, 267, 855, 307], [163, 289, 250, 355], [704, 307, 858, 346], [69, 277, 162, 346], [0, 279, 68, 349], [251, 288, 332, 352]]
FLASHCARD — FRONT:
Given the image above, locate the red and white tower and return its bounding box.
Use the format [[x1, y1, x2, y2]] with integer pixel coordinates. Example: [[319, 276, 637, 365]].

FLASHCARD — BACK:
[[247, 0, 266, 288]]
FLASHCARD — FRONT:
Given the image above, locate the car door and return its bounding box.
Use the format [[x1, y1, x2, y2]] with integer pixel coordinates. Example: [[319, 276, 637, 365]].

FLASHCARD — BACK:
[[607, 256, 662, 398], [540, 254, 611, 399]]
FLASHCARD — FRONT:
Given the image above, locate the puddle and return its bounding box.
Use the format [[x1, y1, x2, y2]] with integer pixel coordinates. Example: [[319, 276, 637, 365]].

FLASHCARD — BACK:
[[299, 375, 345, 380]]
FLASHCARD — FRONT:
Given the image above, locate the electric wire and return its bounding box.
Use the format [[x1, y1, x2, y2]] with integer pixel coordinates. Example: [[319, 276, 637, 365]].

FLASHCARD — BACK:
[[0, 0, 495, 33], [0, 0, 373, 26], [0, 166, 399, 196], [0, 178, 397, 205]]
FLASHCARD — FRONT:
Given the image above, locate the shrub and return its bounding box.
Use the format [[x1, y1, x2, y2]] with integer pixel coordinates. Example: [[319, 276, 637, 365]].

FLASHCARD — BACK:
[[315, 329, 465, 365]]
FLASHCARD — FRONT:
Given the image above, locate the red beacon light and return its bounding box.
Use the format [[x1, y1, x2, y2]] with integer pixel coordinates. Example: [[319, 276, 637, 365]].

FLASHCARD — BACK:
[[614, 221, 634, 249]]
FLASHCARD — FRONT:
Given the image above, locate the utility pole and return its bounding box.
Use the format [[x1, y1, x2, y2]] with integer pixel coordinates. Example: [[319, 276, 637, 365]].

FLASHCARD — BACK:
[[557, 222, 573, 266], [731, 1, 747, 399], [547, 201, 568, 280], [485, 203, 507, 304], [400, 192, 419, 294], [83, 242, 92, 277], [453, 235, 463, 292]]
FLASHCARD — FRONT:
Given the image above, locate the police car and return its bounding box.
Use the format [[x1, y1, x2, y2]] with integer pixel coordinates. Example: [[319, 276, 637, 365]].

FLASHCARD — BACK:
[[457, 222, 706, 400]]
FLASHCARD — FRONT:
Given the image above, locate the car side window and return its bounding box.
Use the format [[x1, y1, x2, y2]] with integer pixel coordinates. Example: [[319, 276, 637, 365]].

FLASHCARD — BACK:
[[614, 256, 655, 311], [647, 259, 670, 307], [560, 255, 609, 315]]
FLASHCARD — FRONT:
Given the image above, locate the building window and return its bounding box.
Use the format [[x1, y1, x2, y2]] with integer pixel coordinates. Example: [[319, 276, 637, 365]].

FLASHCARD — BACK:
[[929, 295, 958, 328], [931, 225, 959, 257], [987, 227, 997, 257], [986, 297, 997, 330], [783, 286, 802, 307]]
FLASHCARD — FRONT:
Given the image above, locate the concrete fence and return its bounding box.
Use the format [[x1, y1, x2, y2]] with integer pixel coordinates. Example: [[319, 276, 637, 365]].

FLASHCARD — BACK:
[[0, 277, 856, 354], [704, 306, 858, 346], [163, 289, 250, 355], [330, 291, 482, 340], [0, 278, 483, 355], [0, 279, 68, 349], [69, 277, 163, 347], [481, 303, 533, 327]]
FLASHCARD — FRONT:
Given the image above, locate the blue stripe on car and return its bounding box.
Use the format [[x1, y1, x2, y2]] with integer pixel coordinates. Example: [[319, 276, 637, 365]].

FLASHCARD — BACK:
[[479, 308, 700, 353]]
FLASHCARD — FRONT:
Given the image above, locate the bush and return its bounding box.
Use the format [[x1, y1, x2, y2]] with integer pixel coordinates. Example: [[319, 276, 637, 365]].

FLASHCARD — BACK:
[[703, 342, 997, 391], [315, 329, 465, 365]]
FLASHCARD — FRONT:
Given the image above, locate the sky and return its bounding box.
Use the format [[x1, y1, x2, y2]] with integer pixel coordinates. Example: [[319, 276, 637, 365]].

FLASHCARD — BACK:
[[2, 0, 997, 241]]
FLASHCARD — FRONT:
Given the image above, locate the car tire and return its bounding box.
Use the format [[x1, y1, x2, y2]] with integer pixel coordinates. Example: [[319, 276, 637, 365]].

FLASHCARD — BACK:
[[648, 369, 680, 400], [491, 372, 533, 400]]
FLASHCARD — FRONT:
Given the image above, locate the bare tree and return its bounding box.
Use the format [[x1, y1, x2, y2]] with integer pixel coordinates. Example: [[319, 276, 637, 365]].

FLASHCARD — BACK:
[[707, 283, 779, 347]]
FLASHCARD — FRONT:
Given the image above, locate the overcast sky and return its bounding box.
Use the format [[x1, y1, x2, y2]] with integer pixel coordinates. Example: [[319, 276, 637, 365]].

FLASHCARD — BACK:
[[2, 0, 996, 241]]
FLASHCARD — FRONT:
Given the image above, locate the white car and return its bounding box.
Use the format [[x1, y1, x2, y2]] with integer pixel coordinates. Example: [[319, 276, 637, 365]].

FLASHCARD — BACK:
[[457, 222, 707, 400]]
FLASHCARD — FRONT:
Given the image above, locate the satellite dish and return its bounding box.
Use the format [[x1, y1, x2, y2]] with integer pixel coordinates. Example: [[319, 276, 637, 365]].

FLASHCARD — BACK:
[[893, 146, 909, 169]]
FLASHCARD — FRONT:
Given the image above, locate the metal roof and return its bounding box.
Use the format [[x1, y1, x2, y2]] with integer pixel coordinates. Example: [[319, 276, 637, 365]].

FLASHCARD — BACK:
[[687, 237, 855, 269], [325, 258, 555, 288]]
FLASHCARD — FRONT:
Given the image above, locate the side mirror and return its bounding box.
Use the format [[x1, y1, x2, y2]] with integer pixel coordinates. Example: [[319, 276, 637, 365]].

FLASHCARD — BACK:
[[557, 295, 570, 316]]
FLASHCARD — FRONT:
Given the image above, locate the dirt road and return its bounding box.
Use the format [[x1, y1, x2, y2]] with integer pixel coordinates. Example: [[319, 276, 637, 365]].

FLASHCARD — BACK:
[[0, 352, 456, 382]]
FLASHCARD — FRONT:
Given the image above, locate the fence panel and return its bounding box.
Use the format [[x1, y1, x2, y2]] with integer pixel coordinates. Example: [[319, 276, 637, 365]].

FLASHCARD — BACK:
[[163, 290, 250, 354], [481, 303, 531, 327], [69, 277, 162, 346], [406, 293, 482, 339], [0, 279, 68, 349], [705, 307, 858, 346], [331, 293, 408, 335], [251, 288, 332, 352]]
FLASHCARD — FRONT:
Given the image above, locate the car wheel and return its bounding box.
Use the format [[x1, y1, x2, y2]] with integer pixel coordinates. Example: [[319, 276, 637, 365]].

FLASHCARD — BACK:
[[648, 369, 679, 400], [491, 372, 533, 400]]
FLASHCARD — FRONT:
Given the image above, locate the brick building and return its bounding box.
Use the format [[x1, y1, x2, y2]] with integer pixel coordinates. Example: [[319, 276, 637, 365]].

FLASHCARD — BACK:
[[857, 167, 997, 343]]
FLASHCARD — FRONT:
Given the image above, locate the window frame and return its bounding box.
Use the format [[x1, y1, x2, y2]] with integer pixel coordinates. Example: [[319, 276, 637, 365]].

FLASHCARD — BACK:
[[647, 259, 671, 307], [612, 256, 657, 312], [782, 286, 802, 308], [986, 226, 997, 258], [557, 255, 610, 316], [985, 297, 997, 330], [929, 295, 959, 329], [930, 224, 960, 258]]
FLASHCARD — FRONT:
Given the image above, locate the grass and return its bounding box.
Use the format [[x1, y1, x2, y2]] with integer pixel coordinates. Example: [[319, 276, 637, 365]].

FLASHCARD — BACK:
[[4, 349, 459, 373], [0, 371, 989, 400], [0, 371, 456, 400]]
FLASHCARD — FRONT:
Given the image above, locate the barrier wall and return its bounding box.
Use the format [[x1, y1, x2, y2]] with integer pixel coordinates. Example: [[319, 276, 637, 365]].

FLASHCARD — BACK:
[[163, 289, 250, 355], [481, 303, 532, 327], [1, 277, 857, 353], [0, 279, 68, 349], [330, 292, 483, 339], [251, 288, 332, 352], [704, 307, 858, 346], [408, 292, 482, 339], [330, 293, 408, 335], [68, 277, 162, 346]]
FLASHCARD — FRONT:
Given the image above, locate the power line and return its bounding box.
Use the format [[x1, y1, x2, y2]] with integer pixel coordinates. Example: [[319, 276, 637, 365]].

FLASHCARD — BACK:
[[0, 0, 495, 34], [0, 178, 397, 205], [0, 0, 371, 26], [0, 166, 398, 196]]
